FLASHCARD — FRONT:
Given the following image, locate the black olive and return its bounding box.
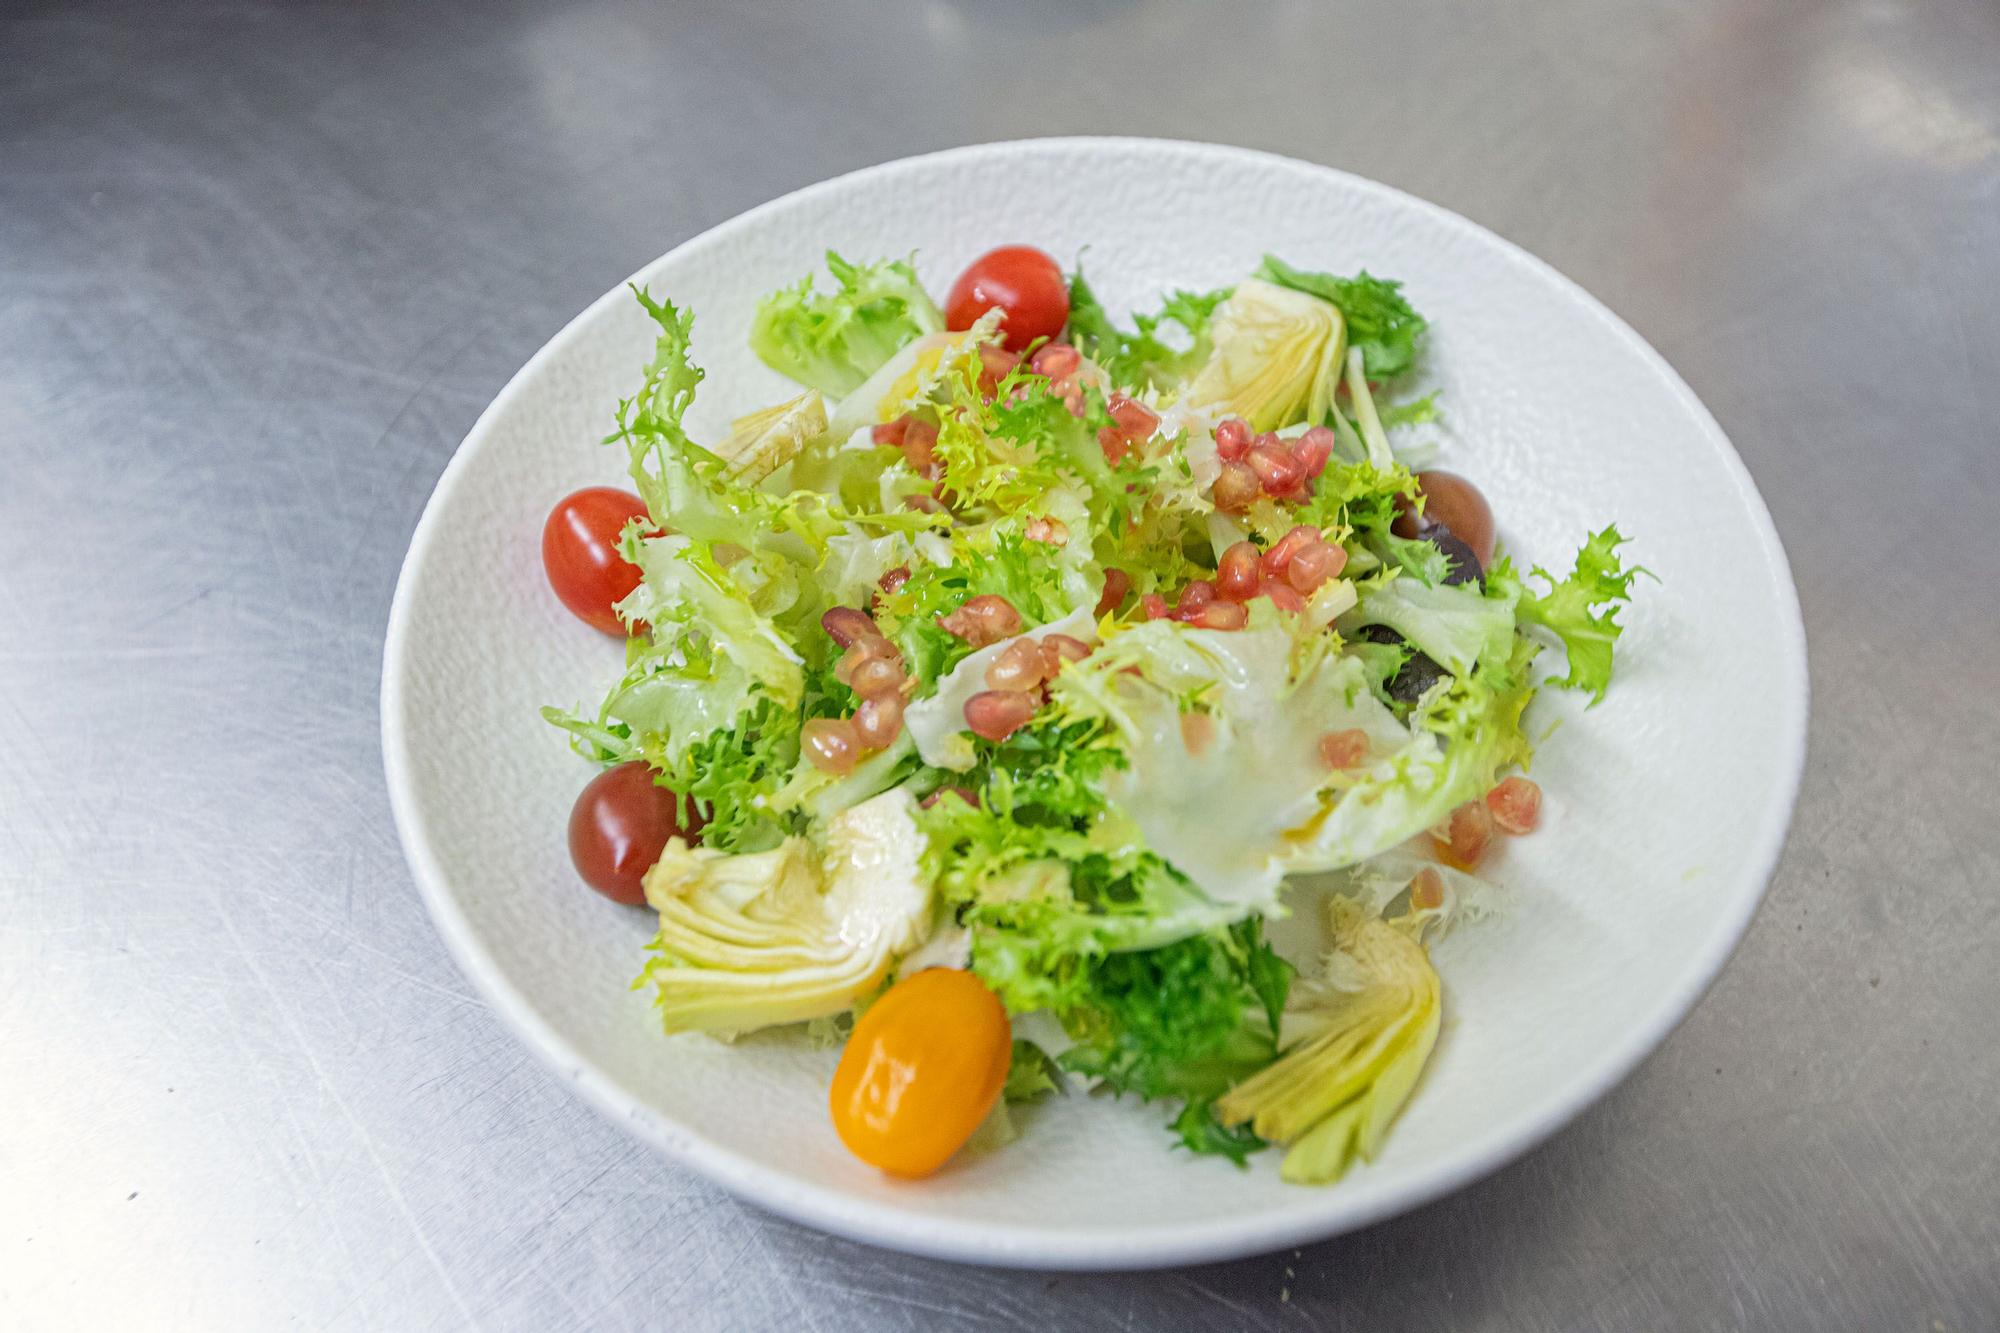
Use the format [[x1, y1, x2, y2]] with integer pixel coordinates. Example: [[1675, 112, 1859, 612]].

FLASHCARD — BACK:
[[1418, 521, 1484, 587], [1357, 625, 1450, 705]]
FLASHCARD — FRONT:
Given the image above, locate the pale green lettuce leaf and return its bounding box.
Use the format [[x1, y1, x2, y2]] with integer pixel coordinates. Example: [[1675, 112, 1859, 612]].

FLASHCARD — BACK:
[[750, 252, 942, 398]]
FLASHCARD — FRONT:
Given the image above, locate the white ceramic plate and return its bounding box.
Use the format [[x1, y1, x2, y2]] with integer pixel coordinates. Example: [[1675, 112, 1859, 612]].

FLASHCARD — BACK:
[[382, 138, 1807, 1269]]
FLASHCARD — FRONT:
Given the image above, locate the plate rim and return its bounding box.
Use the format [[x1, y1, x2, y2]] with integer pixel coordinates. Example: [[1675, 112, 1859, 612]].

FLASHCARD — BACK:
[[380, 135, 1810, 1270]]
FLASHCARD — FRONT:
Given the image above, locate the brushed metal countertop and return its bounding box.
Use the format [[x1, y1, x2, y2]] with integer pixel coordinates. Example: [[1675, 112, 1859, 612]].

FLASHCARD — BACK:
[[5, 1, 1997, 1327]]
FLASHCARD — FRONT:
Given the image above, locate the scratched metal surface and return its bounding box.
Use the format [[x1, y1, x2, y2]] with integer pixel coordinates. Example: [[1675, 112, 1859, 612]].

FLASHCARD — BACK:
[[3, 0, 1998, 1327]]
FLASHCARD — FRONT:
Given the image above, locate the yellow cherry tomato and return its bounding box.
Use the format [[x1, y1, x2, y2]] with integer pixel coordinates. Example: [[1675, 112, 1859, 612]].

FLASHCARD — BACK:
[[830, 968, 1012, 1178]]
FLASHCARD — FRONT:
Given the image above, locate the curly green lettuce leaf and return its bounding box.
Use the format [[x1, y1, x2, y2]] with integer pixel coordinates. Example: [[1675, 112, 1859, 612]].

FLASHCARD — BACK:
[[1337, 572, 1518, 679], [1376, 392, 1439, 431], [1003, 1040, 1063, 1105], [1054, 919, 1292, 1164], [618, 535, 804, 712], [1508, 525, 1641, 704], [750, 251, 942, 398], [1067, 268, 1230, 392], [1280, 634, 1537, 873], [1255, 256, 1428, 380]]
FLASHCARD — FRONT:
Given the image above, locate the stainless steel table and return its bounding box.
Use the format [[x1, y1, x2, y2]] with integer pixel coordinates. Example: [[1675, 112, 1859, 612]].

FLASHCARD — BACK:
[[6, 1, 1997, 1327]]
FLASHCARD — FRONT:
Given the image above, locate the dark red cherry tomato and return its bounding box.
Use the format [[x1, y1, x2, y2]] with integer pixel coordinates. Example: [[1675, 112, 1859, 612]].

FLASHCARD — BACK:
[[944, 246, 1069, 353], [1392, 470, 1496, 568], [567, 761, 702, 905], [543, 487, 649, 636]]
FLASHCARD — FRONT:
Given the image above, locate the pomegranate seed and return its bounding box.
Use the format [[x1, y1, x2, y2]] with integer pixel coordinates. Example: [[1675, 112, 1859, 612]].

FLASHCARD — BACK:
[[977, 343, 1019, 394], [1247, 442, 1304, 494], [878, 566, 911, 596], [1487, 776, 1543, 834], [1098, 426, 1131, 466], [1141, 593, 1170, 620], [850, 654, 905, 701], [1107, 392, 1159, 436], [1193, 600, 1247, 630], [1062, 386, 1086, 416], [802, 717, 861, 775], [1040, 633, 1092, 671], [1318, 728, 1370, 769], [920, 785, 979, 810], [984, 637, 1050, 692], [1286, 540, 1345, 593], [852, 693, 905, 749], [1214, 417, 1252, 461], [1031, 343, 1081, 378], [964, 689, 1038, 742], [903, 494, 946, 514], [1293, 426, 1336, 478], [1095, 568, 1131, 618], [834, 638, 897, 687], [1180, 711, 1217, 757], [1216, 541, 1261, 601], [1433, 800, 1495, 871], [821, 606, 878, 649], [1260, 525, 1321, 577], [1173, 579, 1217, 621], [939, 594, 1021, 648], [1409, 867, 1446, 912], [1258, 577, 1307, 615], [871, 414, 910, 447], [899, 417, 939, 471], [1212, 460, 1261, 512], [1025, 515, 1070, 546]]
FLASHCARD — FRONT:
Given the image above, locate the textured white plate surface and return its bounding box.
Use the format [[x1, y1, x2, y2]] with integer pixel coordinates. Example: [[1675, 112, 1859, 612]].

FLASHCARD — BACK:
[[381, 138, 1807, 1269]]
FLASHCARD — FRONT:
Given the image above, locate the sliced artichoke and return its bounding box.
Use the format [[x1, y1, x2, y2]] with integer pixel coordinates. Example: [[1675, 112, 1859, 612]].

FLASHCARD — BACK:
[[1213, 896, 1440, 1184], [1182, 278, 1347, 432], [637, 787, 933, 1034], [710, 388, 826, 485]]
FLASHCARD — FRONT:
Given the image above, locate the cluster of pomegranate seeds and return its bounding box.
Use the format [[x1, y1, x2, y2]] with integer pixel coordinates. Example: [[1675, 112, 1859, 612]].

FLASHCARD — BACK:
[[1211, 418, 1337, 512], [1430, 776, 1544, 868], [938, 593, 1022, 648], [1145, 526, 1347, 630], [808, 606, 915, 775], [1097, 393, 1160, 466], [943, 592, 1096, 744], [1030, 342, 1087, 415]]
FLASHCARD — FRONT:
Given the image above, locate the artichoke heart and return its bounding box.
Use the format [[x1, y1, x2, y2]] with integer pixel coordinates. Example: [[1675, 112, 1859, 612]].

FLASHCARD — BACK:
[[637, 787, 934, 1034], [1214, 896, 1441, 1184], [1182, 278, 1346, 432], [711, 388, 826, 485]]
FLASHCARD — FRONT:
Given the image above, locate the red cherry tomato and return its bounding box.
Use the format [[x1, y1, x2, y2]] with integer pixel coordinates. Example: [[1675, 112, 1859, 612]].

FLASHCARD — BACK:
[[567, 761, 702, 905], [543, 487, 649, 636], [945, 246, 1070, 353]]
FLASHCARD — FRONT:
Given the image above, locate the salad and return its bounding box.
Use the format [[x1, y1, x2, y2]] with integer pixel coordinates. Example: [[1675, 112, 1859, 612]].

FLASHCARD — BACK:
[[540, 243, 1638, 1183]]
